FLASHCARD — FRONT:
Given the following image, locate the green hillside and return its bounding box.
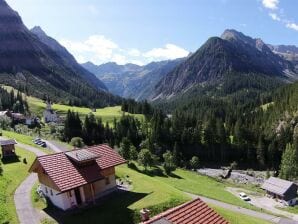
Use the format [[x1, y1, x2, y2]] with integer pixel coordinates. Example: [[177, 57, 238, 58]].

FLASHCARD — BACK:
[[2, 85, 144, 124]]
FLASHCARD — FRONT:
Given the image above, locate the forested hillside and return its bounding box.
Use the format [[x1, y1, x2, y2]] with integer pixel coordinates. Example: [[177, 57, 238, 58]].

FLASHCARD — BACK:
[[0, 0, 120, 108]]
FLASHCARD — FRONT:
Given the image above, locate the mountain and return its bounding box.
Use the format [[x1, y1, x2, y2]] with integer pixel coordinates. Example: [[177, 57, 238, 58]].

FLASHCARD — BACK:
[[152, 29, 298, 100], [82, 59, 184, 100], [0, 0, 117, 107], [30, 26, 107, 91], [82, 62, 141, 77], [268, 44, 298, 65]]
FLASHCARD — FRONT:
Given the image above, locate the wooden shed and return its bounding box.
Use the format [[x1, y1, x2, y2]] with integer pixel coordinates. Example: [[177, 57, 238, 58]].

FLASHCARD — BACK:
[[0, 139, 17, 158], [261, 177, 297, 206]]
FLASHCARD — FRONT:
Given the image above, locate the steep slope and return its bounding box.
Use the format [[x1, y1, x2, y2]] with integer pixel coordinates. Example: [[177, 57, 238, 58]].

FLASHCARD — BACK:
[[153, 29, 297, 100], [0, 0, 116, 107], [30, 26, 107, 91], [82, 59, 184, 100]]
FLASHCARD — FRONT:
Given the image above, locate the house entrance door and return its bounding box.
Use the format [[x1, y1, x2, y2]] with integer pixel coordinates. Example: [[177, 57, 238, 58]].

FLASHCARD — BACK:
[[74, 188, 82, 205]]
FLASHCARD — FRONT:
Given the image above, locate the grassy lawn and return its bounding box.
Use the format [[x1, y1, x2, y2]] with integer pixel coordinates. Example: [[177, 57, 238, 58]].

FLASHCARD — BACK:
[[212, 206, 270, 224], [0, 147, 35, 224], [26, 94, 143, 124], [2, 130, 51, 154], [279, 205, 298, 214], [32, 164, 271, 224], [2, 85, 144, 125], [34, 164, 189, 224], [154, 169, 258, 210]]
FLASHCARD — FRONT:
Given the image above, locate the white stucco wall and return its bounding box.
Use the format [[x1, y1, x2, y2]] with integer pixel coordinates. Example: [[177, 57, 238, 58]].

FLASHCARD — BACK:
[[43, 110, 58, 123], [41, 184, 77, 210]]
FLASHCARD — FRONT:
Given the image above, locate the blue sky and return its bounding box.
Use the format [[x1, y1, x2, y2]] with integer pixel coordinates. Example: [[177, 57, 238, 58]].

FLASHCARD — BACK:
[[6, 0, 298, 65]]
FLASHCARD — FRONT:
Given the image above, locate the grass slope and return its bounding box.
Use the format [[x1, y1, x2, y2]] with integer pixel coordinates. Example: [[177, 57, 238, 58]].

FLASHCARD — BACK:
[[2, 85, 144, 125], [154, 169, 257, 210], [0, 147, 35, 224], [212, 206, 270, 224], [2, 130, 51, 154], [34, 164, 270, 224]]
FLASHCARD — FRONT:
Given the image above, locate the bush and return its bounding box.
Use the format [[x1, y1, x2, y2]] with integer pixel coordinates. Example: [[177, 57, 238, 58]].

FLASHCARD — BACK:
[[163, 151, 176, 174], [70, 137, 85, 148], [189, 156, 200, 169], [119, 137, 131, 160], [138, 149, 154, 170], [129, 145, 138, 161]]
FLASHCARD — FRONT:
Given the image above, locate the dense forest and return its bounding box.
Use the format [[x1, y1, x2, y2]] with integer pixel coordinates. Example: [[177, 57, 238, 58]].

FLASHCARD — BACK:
[[0, 86, 28, 113], [63, 87, 298, 181]]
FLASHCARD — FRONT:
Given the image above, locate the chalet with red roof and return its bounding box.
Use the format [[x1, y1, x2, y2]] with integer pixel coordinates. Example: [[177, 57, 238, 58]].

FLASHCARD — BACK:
[[142, 198, 229, 224], [29, 144, 126, 210]]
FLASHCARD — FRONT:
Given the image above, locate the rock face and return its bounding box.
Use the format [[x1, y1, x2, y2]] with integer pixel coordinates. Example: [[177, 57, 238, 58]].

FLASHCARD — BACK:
[[0, 0, 113, 105], [82, 58, 184, 100], [152, 29, 297, 100]]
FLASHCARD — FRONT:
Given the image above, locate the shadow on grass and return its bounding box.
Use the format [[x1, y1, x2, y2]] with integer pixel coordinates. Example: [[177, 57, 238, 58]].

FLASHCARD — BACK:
[[128, 162, 183, 179], [42, 190, 149, 224], [1, 155, 20, 164]]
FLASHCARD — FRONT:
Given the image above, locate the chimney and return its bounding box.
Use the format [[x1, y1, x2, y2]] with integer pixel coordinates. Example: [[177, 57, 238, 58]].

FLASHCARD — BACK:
[[140, 208, 150, 222]]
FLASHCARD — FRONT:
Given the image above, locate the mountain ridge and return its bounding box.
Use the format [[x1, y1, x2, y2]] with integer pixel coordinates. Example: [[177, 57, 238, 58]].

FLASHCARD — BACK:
[[152, 29, 298, 100], [82, 58, 185, 100]]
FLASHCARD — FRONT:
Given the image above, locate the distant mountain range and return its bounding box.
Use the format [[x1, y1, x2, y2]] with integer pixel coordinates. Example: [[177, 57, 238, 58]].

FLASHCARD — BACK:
[[0, 0, 119, 107], [83, 30, 298, 103], [82, 58, 184, 100], [152, 29, 298, 100]]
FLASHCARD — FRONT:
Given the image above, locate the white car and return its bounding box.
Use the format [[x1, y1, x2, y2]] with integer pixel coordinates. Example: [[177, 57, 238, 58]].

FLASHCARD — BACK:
[[239, 192, 251, 201]]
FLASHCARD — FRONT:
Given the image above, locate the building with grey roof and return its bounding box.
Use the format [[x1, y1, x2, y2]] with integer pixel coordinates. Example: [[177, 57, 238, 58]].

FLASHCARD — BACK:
[[261, 177, 297, 206]]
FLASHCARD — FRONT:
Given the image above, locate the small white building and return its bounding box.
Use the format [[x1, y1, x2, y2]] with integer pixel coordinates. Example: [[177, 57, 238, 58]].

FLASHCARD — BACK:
[[43, 101, 58, 123], [29, 145, 126, 210]]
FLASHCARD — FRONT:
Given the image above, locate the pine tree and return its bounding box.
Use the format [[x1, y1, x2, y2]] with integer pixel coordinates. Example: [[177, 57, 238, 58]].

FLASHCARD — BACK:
[[279, 142, 298, 180]]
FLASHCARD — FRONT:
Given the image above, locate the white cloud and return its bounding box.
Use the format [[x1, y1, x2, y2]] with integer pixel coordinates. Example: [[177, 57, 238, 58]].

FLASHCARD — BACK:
[[286, 22, 298, 31], [143, 44, 189, 60], [262, 0, 279, 10], [269, 13, 281, 21], [261, 1, 298, 32], [59, 35, 189, 65], [128, 48, 141, 57], [59, 35, 119, 63]]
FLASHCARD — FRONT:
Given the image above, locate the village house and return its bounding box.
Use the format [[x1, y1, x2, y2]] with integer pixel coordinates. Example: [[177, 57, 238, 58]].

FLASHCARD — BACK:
[[0, 109, 36, 125], [141, 198, 229, 224], [43, 101, 59, 123], [0, 139, 17, 158], [29, 144, 126, 210], [261, 177, 297, 206]]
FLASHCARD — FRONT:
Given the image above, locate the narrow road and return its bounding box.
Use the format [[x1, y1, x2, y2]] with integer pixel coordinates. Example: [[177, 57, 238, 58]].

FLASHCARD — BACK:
[[0, 136, 61, 224], [44, 140, 68, 152], [185, 192, 298, 224]]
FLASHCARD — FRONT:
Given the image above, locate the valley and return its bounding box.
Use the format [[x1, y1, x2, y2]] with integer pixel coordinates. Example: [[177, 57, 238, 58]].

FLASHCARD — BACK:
[[0, 0, 298, 224]]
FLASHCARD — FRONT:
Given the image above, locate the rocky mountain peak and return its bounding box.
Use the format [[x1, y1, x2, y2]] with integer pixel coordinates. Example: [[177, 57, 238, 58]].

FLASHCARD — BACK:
[[31, 26, 47, 36]]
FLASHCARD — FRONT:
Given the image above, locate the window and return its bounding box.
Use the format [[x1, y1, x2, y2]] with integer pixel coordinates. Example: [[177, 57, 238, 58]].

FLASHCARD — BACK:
[[45, 187, 48, 194], [50, 189, 53, 196], [105, 177, 110, 185], [67, 191, 72, 197]]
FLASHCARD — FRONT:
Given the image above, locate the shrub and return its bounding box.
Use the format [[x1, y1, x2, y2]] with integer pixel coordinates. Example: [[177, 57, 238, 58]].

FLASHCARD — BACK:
[[163, 151, 176, 174], [138, 148, 154, 170], [189, 156, 200, 169], [70, 137, 85, 148]]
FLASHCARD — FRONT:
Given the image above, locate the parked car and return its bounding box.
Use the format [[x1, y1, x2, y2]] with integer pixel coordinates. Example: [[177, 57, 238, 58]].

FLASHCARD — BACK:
[[33, 138, 47, 148], [33, 138, 41, 143], [40, 142, 47, 148], [239, 192, 251, 201]]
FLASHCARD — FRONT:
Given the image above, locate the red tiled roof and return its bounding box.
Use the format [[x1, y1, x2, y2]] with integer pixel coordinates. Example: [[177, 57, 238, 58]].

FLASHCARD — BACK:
[[143, 198, 229, 224], [34, 144, 126, 192]]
